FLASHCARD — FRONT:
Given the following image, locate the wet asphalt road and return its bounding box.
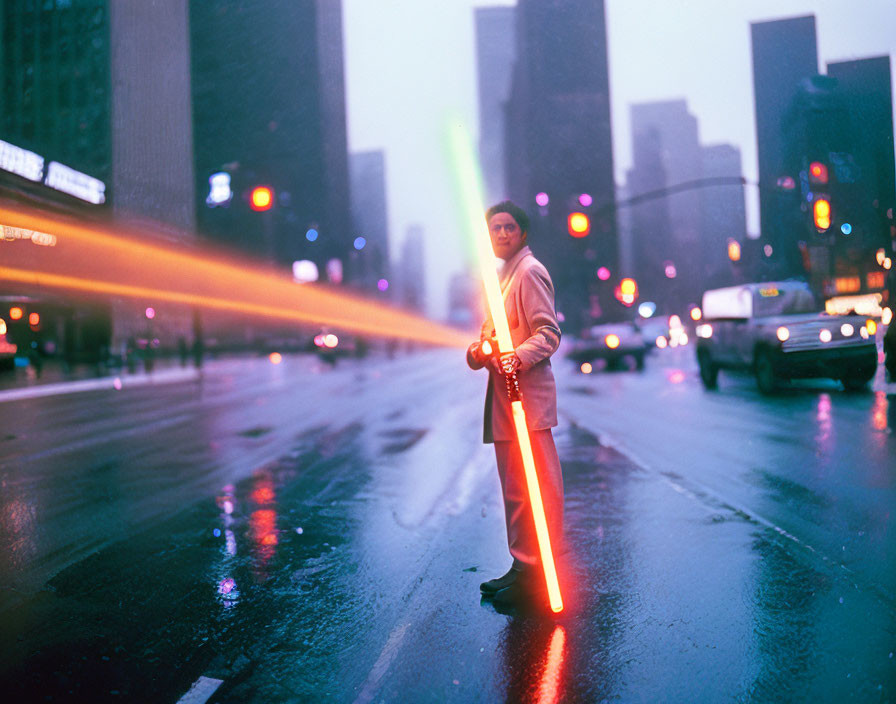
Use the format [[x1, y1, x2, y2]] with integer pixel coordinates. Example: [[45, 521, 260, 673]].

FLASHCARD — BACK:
[[0, 347, 894, 702]]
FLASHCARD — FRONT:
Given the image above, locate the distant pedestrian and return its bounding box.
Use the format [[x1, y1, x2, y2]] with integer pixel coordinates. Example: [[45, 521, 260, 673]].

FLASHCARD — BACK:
[[466, 200, 564, 610]]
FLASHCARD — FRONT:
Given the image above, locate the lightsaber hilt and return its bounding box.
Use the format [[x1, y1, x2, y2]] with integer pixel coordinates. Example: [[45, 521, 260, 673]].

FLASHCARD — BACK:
[[504, 366, 522, 403]]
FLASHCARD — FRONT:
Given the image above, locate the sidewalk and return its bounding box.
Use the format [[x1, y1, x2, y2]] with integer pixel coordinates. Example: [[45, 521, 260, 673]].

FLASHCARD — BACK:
[[0, 358, 202, 403]]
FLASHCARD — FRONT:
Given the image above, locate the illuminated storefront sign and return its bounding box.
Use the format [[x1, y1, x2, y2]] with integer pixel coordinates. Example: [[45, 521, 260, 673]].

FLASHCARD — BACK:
[[44, 161, 106, 204], [0, 138, 105, 204], [1, 224, 57, 247], [0, 139, 44, 182]]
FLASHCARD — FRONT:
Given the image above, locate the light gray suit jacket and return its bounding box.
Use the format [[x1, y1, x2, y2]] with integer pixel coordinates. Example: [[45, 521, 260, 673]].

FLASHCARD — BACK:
[[466, 246, 562, 443]]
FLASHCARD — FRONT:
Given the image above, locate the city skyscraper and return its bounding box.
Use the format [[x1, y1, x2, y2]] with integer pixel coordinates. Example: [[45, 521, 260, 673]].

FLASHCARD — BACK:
[[827, 55, 896, 256], [504, 0, 616, 331], [397, 225, 425, 313], [190, 0, 351, 273], [700, 144, 747, 287], [109, 0, 195, 233], [349, 150, 390, 291], [629, 99, 703, 308], [475, 5, 516, 205], [750, 16, 818, 258]]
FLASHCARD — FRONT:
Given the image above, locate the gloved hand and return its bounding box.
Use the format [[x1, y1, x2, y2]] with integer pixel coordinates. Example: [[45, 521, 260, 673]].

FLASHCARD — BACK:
[[491, 351, 521, 376]]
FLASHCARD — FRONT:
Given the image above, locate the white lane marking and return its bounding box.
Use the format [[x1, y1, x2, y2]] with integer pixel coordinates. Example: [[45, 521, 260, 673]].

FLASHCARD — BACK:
[[353, 622, 410, 704], [0, 367, 199, 403], [176, 675, 224, 704]]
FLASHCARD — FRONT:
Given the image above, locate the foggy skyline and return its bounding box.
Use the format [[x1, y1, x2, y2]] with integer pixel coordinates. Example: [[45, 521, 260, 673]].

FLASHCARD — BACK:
[[343, 0, 896, 317]]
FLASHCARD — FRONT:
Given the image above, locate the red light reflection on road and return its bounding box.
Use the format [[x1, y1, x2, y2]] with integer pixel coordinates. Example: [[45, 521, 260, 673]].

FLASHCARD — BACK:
[[871, 391, 888, 432], [666, 369, 686, 384], [816, 393, 833, 449], [536, 626, 566, 704], [249, 474, 279, 580], [251, 482, 275, 505]]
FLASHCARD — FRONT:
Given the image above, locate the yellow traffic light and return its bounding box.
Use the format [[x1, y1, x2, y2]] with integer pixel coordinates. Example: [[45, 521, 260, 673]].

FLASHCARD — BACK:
[[814, 198, 831, 231], [567, 212, 590, 237], [727, 239, 741, 261], [250, 186, 274, 211]]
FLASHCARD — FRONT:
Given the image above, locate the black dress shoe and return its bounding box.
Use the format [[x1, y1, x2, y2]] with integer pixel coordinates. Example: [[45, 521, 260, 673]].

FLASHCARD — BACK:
[[492, 569, 547, 609], [479, 567, 520, 595]]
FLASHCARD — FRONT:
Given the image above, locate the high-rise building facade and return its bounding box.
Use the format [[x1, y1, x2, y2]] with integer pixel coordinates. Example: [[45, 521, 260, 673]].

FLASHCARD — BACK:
[[827, 56, 896, 258], [191, 0, 351, 274], [700, 144, 747, 287], [475, 6, 516, 205], [109, 0, 195, 233], [397, 225, 425, 313], [349, 150, 390, 292], [750, 16, 818, 264], [1, 0, 197, 358], [504, 0, 616, 331], [1, 0, 111, 189], [629, 100, 703, 308]]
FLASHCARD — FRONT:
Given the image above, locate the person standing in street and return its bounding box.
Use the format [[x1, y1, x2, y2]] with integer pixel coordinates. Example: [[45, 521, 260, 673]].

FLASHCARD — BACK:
[[466, 200, 564, 609]]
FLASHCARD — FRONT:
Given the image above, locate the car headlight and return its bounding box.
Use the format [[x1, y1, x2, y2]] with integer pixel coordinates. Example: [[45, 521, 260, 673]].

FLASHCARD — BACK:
[[776, 326, 790, 342]]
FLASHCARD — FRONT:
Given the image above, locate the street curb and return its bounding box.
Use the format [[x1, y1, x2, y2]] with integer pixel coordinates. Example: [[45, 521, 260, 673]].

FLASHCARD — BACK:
[[0, 367, 200, 403]]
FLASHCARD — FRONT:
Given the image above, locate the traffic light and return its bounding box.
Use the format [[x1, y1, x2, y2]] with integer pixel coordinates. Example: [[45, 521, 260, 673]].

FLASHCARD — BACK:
[[249, 186, 274, 211], [727, 239, 741, 261], [615, 278, 638, 306], [813, 198, 831, 231], [567, 212, 590, 237], [809, 162, 828, 184]]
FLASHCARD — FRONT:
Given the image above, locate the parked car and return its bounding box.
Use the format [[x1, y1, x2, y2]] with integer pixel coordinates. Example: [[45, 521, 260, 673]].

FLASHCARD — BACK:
[[695, 281, 877, 394], [884, 318, 895, 382], [0, 319, 15, 371], [568, 321, 648, 370]]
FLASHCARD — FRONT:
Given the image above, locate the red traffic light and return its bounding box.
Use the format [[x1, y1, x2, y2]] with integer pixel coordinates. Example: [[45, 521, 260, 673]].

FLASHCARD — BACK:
[[809, 162, 828, 184], [567, 212, 590, 237], [250, 186, 274, 211]]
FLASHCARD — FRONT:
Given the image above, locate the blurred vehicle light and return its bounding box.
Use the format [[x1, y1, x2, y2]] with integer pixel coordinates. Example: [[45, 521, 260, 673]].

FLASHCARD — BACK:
[[776, 326, 790, 342], [840, 323, 854, 337], [819, 329, 832, 343], [866, 319, 877, 335], [696, 324, 713, 339], [605, 334, 620, 349]]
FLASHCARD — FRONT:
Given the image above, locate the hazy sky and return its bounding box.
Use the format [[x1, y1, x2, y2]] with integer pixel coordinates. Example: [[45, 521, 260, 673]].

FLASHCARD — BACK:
[[343, 0, 896, 317]]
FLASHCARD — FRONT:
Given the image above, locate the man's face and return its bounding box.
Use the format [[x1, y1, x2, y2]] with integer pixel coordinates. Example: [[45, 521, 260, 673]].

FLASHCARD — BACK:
[[488, 212, 526, 260]]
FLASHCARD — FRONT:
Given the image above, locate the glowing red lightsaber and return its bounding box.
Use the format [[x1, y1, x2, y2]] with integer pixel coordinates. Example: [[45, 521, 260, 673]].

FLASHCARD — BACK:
[[448, 121, 563, 613]]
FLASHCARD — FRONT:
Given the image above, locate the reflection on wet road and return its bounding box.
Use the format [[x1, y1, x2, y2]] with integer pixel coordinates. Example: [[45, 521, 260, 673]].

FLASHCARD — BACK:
[[0, 348, 893, 701]]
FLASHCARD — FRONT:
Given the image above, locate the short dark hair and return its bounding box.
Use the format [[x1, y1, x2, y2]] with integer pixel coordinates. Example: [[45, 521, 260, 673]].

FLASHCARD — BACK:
[[486, 200, 530, 234]]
